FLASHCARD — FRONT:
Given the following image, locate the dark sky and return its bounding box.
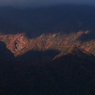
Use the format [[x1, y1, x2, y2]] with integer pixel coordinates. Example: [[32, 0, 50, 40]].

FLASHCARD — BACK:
[[0, 0, 95, 7]]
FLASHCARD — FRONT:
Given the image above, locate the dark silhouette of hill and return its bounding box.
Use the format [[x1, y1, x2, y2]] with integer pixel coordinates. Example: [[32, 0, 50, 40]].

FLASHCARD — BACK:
[[0, 4, 95, 40], [0, 41, 15, 95], [0, 47, 95, 95], [0, 41, 14, 60], [16, 50, 60, 62]]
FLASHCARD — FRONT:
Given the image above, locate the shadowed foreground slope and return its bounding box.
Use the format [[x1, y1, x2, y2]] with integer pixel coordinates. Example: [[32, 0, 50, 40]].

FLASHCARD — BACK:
[[0, 45, 95, 95]]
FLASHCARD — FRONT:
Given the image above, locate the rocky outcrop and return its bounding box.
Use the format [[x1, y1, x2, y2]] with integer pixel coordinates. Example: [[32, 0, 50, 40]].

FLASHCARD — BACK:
[[6, 33, 30, 53]]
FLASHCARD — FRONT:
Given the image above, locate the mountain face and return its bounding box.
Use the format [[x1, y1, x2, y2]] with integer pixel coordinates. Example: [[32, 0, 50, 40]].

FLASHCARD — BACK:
[[0, 31, 95, 58], [0, 31, 95, 95]]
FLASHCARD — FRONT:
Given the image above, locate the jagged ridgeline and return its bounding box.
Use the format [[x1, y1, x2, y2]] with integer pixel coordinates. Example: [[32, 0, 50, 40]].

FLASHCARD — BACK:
[[1, 32, 95, 58]]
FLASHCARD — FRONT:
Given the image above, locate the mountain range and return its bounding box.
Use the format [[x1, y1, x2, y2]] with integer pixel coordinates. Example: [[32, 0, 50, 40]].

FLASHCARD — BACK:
[[0, 4, 95, 95]]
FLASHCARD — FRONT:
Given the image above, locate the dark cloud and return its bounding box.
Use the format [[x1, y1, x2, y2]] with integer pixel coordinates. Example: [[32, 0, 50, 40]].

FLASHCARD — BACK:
[[0, 0, 95, 7]]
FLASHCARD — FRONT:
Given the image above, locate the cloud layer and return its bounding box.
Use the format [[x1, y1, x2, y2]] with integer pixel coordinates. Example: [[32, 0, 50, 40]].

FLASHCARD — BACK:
[[0, 0, 95, 7]]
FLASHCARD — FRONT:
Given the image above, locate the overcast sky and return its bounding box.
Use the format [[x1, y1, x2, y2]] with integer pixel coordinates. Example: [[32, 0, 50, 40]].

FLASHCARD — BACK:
[[0, 0, 95, 7]]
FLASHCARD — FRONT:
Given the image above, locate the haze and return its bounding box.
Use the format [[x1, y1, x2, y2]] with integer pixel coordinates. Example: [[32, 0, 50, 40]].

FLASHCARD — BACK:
[[0, 0, 95, 7]]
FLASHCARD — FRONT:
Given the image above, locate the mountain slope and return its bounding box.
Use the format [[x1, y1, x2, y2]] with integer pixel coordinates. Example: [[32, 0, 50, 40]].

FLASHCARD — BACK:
[[0, 31, 95, 59], [0, 47, 95, 95]]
